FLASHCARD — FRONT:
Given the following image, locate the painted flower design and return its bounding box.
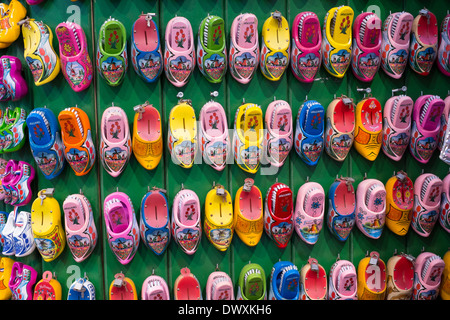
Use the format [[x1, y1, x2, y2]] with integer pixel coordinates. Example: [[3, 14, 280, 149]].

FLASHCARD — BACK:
[[340, 16, 351, 35], [175, 29, 186, 48], [212, 26, 222, 45], [209, 113, 219, 129], [278, 115, 288, 131], [110, 121, 121, 139], [247, 116, 259, 131], [244, 25, 254, 43]]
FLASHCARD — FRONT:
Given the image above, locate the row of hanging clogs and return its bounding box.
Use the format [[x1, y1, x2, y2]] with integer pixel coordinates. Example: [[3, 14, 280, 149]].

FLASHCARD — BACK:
[[1, 250, 447, 300]]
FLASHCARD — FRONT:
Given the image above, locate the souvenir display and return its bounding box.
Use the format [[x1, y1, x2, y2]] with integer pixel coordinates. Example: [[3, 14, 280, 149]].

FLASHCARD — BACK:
[[260, 11, 290, 81], [197, 14, 227, 83], [199, 99, 230, 171], [299, 257, 327, 300], [204, 183, 234, 251], [328, 258, 357, 300], [171, 187, 201, 255], [268, 261, 300, 300], [0, 0, 27, 48], [294, 100, 324, 166], [380, 11, 413, 79], [355, 178, 386, 239], [58, 107, 96, 176], [386, 252, 414, 300], [131, 13, 163, 83], [141, 273, 170, 300], [233, 178, 263, 247], [382, 94, 413, 161], [108, 272, 137, 300], [437, 14, 450, 76], [291, 12, 322, 83], [409, 9, 438, 76], [22, 19, 60, 86], [233, 102, 263, 173], [357, 251, 386, 300], [31, 189, 66, 262], [96, 17, 128, 86], [324, 95, 355, 161], [411, 173, 443, 237], [33, 271, 62, 300], [229, 13, 259, 84], [164, 16, 195, 87], [353, 96, 383, 161], [327, 176, 356, 242], [63, 193, 97, 263], [67, 276, 96, 300], [322, 6, 354, 78], [265, 99, 293, 168], [206, 269, 234, 300], [99, 105, 132, 177], [26, 108, 66, 180], [412, 251, 445, 300], [351, 12, 382, 82], [139, 187, 170, 256], [294, 181, 325, 245], [103, 191, 139, 265], [132, 102, 163, 170], [236, 262, 266, 300], [173, 267, 202, 300], [264, 182, 294, 249], [385, 171, 414, 236]]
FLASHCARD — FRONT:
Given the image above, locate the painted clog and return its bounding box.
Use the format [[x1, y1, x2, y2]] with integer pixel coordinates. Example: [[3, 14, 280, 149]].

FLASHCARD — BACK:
[[236, 262, 266, 300], [357, 251, 386, 300], [8, 262, 37, 300], [33, 271, 62, 300], [12, 210, 35, 257], [328, 259, 357, 300], [0, 0, 26, 47], [174, 267, 202, 300], [141, 274, 170, 300], [438, 14, 450, 76], [299, 257, 327, 300], [109, 272, 137, 300], [206, 270, 234, 300], [67, 276, 95, 300], [1, 56, 28, 101], [440, 173, 450, 234], [0, 106, 27, 154], [412, 251, 444, 300], [386, 252, 415, 300], [268, 261, 300, 300]]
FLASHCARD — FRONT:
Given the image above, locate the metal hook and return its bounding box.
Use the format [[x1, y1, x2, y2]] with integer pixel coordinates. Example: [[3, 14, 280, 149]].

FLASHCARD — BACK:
[[392, 86, 407, 96]]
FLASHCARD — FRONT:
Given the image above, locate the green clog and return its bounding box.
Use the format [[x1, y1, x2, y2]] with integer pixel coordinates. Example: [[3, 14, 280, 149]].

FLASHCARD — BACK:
[[236, 262, 266, 300], [0, 107, 27, 154]]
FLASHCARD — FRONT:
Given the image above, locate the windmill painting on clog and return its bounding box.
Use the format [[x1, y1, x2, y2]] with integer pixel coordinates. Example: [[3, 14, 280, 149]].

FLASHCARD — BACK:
[[58, 107, 96, 176], [197, 14, 227, 83], [324, 96, 355, 161], [131, 13, 163, 83], [291, 12, 322, 83], [355, 178, 386, 239], [233, 103, 263, 173], [234, 178, 263, 247], [141, 274, 170, 300], [206, 270, 234, 300], [357, 251, 386, 300], [140, 188, 170, 256], [167, 99, 197, 169], [96, 17, 128, 86], [294, 100, 324, 166], [26, 108, 65, 180], [353, 97, 382, 161], [327, 177, 356, 242], [164, 16, 195, 87], [63, 193, 97, 263], [411, 173, 442, 237], [386, 252, 415, 300], [437, 14, 450, 76], [1, 56, 28, 101], [22, 19, 60, 86], [55, 21, 93, 92], [199, 99, 230, 171], [171, 188, 201, 255], [380, 12, 413, 79], [229, 13, 259, 84], [103, 191, 140, 265], [409, 9, 438, 76], [132, 102, 163, 170], [236, 262, 266, 300], [409, 95, 445, 163], [328, 259, 357, 300], [351, 12, 382, 82], [0, 106, 27, 153], [100, 105, 131, 177], [268, 261, 300, 300], [260, 11, 290, 81], [385, 171, 414, 236], [264, 182, 294, 249], [412, 251, 445, 300], [174, 267, 202, 300], [299, 258, 327, 300], [204, 184, 233, 252], [265, 99, 292, 168], [31, 189, 66, 262], [321, 6, 354, 78], [382, 94, 413, 161], [0, 0, 26, 48], [294, 181, 325, 245], [439, 173, 450, 234]]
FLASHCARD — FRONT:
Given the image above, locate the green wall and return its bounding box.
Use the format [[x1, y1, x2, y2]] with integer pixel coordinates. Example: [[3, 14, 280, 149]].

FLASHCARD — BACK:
[[0, 0, 449, 300]]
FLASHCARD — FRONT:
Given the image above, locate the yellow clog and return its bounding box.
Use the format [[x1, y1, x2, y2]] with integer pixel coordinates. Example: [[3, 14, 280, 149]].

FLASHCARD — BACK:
[[0, 257, 14, 300], [33, 271, 62, 300], [357, 251, 386, 300], [0, 0, 26, 46], [353, 97, 382, 161], [441, 250, 450, 300]]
